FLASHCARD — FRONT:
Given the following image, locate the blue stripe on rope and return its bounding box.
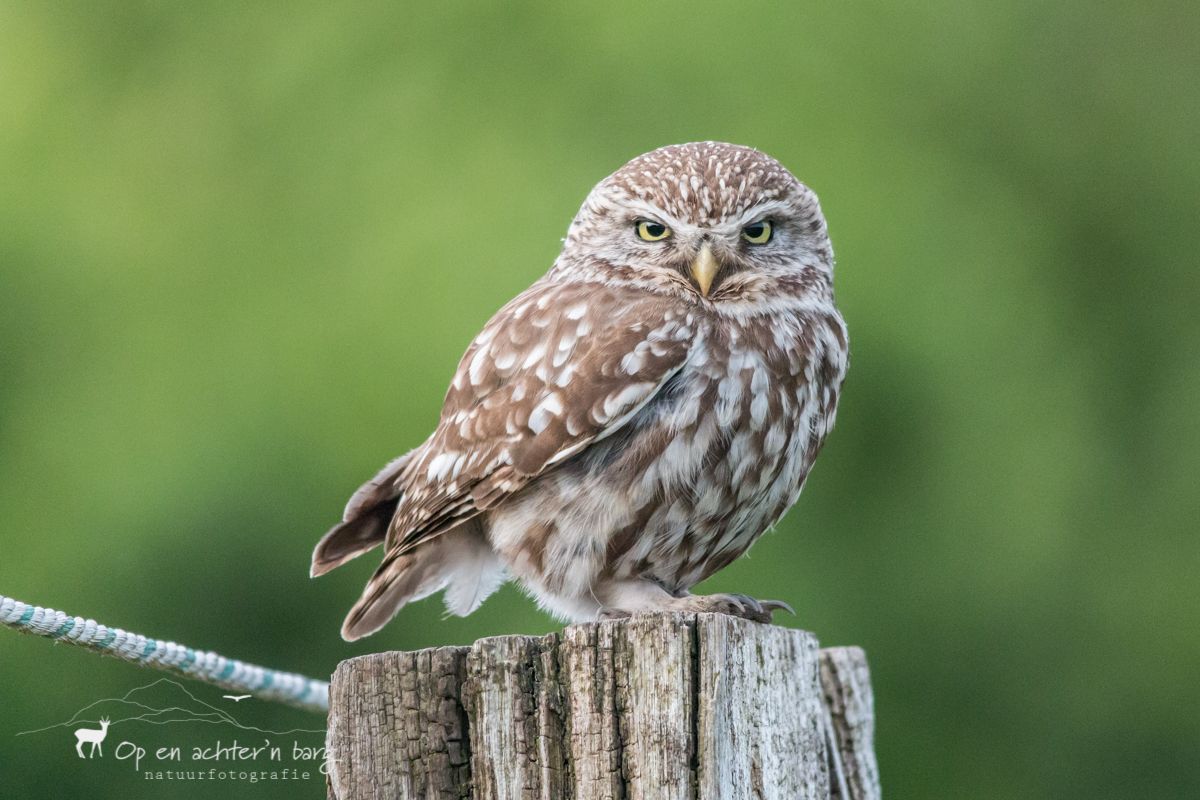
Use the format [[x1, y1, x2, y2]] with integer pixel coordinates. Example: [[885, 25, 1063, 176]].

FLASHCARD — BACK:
[[0, 594, 328, 714]]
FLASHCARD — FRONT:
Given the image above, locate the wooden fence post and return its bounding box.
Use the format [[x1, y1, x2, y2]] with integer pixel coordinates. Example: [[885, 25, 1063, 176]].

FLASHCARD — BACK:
[[326, 613, 880, 800]]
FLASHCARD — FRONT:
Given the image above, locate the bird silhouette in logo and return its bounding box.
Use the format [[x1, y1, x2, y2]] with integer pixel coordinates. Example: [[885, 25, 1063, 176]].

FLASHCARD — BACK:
[[222, 694, 252, 702]]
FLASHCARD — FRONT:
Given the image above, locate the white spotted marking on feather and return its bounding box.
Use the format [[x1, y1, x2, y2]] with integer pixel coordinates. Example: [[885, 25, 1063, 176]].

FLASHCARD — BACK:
[[528, 392, 564, 434], [468, 346, 491, 386], [602, 383, 654, 419], [555, 364, 577, 387], [494, 350, 517, 371], [620, 347, 646, 375], [521, 343, 547, 369], [426, 452, 455, 482]]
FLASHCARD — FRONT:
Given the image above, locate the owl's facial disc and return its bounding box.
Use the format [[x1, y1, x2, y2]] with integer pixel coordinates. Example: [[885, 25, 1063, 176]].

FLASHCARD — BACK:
[[560, 143, 832, 304]]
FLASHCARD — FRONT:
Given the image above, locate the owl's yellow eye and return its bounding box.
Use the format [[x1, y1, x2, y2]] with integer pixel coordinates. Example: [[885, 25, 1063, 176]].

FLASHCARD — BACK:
[[741, 220, 773, 244], [635, 220, 671, 242]]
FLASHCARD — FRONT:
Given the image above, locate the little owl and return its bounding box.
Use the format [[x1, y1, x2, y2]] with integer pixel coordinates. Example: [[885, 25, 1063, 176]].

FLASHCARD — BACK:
[[312, 142, 848, 640]]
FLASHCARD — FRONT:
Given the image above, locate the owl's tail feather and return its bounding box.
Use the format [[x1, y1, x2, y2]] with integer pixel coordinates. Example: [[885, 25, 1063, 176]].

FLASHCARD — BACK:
[[310, 499, 397, 577], [340, 521, 504, 641], [311, 450, 419, 578]]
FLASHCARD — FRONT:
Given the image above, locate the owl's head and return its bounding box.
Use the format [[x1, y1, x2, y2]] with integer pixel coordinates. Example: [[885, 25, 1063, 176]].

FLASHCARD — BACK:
[[557, 142, 833, 308]]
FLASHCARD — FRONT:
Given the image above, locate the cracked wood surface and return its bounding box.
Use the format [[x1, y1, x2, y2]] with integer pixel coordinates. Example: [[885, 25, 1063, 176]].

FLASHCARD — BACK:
[[327, 613, 880, 800], [820, 647, 881, 800]]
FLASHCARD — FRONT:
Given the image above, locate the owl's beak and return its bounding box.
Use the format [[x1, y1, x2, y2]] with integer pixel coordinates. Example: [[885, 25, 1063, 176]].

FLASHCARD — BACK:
[[689, 244, 721, 297]]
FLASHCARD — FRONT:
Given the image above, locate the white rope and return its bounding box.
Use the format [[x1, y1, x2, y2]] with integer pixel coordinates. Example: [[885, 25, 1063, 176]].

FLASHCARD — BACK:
[[0, 594, 328, 714]]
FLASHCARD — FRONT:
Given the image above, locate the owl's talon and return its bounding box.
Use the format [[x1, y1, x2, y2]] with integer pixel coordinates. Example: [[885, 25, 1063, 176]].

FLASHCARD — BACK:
[[760, 599, 796, 616], [676, 593, 793, 624], [597, 607, 631, 621]]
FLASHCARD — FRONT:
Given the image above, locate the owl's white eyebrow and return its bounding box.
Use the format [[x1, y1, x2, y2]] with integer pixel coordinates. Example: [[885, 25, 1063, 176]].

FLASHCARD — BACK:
[[615, 197, 791, 234], [715, 201, 792, 233], [620, 199, 687, 230]]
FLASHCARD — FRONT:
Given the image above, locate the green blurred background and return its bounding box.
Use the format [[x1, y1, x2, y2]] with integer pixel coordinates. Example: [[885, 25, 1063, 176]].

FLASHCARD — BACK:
[[2, 2, 1197, 798]]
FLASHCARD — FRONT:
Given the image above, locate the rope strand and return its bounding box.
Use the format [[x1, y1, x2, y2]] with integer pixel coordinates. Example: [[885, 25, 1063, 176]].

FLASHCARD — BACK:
[[0, 594, 328, 714]]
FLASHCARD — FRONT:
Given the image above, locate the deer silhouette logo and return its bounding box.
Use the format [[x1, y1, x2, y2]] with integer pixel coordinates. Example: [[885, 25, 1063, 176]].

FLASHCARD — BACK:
[[74, 718, 110, 758]]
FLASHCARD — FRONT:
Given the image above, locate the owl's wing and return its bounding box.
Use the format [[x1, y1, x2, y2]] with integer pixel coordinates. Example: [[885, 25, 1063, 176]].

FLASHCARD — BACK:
[[387, 280, 694, 555]]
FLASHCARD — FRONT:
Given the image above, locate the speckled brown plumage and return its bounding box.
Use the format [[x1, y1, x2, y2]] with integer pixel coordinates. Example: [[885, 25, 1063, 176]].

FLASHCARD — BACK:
[[312, 142, 849, 640]]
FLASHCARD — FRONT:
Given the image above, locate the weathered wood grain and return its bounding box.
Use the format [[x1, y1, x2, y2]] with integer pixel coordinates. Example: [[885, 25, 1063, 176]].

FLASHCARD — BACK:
[[557, 622, 623, 799], [695, 614, 828, 800], [463, 633, 566, 800], [326, 647, 471, 799], [327, 613, 880, 800], [819, 647, 881, 800]]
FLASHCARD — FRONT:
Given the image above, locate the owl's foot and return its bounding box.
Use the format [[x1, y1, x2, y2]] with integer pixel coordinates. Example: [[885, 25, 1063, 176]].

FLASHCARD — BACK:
[[589, 579, 794, 624], [674, 593, 795, 624], [596, 606, 632, 621]]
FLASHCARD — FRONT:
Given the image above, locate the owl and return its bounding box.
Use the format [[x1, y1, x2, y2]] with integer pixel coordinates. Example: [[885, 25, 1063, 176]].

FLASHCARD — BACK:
[[312, 142, 848, 640]]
